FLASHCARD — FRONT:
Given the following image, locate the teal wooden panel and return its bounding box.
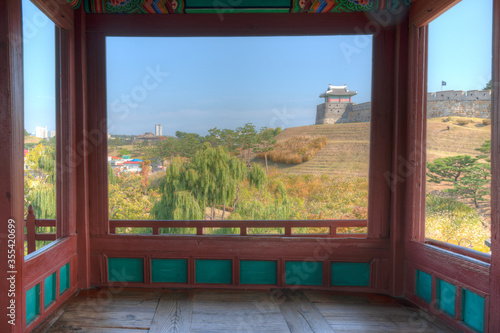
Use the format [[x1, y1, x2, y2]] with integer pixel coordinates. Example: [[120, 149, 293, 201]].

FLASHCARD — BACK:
[[195, 259, 232, 284], [285, 261, 323, 286], [240, 260, 277, 285], [108, 258, 144, 283], [44, 272, 56, 307], [26, 284, 40, 324], [415, 270, 432, 303], [462, 289, 485, 333], [331, 262, 370, 287], [436, 279, 456, 317], [151, 259, 188, 283], [59, 262, 70, 295]]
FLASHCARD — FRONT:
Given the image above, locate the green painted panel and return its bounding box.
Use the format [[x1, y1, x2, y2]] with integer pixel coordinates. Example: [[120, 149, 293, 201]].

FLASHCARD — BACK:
[[240, 260, 277, 285], [185, 8, 289, 13], [331, 262, 370, 287], [462, 289, 485, 333], [108, 258, 144, 283], [285, 261, 323, 286], [436, 279, 456, 317], [195, 259, 232, 284], [26, 284, 40, 324], [59, 262, 70, 295], [187, 0, 290, 8], [151, 259, 188, 283], [44, 272, 56, 307], [415, 270, 432, 303]]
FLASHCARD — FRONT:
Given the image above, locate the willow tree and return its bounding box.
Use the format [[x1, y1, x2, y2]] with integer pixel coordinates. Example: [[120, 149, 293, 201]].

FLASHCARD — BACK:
[[152, 144, 250, 221]]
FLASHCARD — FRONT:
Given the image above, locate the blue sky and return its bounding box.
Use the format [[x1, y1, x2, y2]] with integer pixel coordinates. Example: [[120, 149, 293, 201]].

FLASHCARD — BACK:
[[23, 0, 493, 136], [23, 0, 56, 135], [106, 36, 373, 135], [428, 0, 493, 92]]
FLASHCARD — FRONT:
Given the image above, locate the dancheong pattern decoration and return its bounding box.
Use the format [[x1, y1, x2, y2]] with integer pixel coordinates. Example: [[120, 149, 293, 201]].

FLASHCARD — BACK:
[[66, 0, 82, 9], [81, 0, 412, 13]]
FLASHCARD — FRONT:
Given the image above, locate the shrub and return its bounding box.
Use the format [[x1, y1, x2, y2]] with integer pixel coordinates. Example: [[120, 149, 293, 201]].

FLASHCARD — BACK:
[[456, 118, 470, 126], [482, 119, 491, 126], [264, 135, 327, 165]]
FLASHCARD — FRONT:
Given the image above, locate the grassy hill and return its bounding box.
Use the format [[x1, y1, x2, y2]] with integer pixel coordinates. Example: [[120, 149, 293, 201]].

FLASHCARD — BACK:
[[267, 123, 370, 176], [265, 117, 490, 177]]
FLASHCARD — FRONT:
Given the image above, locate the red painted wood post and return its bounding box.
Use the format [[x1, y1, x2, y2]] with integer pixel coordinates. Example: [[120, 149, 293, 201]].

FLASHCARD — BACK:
[[489, 1, 500, 332], [27, 205, 36, 254], [0, 0, 25, 330], [329, 226, 337, 237]]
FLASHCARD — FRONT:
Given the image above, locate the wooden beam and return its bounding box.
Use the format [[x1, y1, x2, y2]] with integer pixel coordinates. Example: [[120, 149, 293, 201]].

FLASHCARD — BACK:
[[410, 0, 462, 27], [74, 6, 91, 289], [30, 0, 74, 30], [489, 0, 500, 331], [87, 31, 109, 236], [0, 0, 25, 331], [405, 25, 428, 243], [389, 17, 409, 297], [86, 12, 371, 36], [368, 29, 395, 239]]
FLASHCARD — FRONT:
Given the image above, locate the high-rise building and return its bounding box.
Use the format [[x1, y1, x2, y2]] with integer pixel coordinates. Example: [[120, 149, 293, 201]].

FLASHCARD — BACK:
[[35, 126, 48, 139], [155, 124, 162, 137]]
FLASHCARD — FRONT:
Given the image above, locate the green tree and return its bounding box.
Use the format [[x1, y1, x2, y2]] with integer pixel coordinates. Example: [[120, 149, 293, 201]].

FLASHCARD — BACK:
[[427, 155, 490, 208], [476, 140, 491, 162], [427, 155, 478, 183], [485, 79, 492, 90], [175, 131, 204, 158], [452, 163, 490, 208], [236, 123, 257, 166], [153, 144, 249, 221], [141, 160, 151, 195], [118, 148, 131, 157], [253, 127, 279, 174]]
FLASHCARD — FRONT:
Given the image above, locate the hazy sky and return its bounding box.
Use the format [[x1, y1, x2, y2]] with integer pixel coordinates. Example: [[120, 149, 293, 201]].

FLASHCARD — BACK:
[[23, 0, 493, 136]]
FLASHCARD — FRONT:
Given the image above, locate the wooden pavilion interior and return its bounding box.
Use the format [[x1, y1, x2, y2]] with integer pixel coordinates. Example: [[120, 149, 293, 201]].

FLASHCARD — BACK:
[[1, 0, 499, 332]]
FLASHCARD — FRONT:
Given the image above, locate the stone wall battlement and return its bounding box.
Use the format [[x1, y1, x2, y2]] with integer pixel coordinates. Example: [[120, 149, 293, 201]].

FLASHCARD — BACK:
[[315, 89, 492, 125], [427, 89, 491, 101]]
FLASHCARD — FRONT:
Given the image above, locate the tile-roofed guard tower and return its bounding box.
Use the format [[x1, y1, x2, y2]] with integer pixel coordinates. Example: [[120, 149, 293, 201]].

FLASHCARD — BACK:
[[316, 84, 357, 124]]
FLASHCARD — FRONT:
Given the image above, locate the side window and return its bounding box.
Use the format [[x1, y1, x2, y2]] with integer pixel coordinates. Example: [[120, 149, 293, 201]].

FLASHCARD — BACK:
[[23, 0, 57, 254], [426, 0, 493, 253]]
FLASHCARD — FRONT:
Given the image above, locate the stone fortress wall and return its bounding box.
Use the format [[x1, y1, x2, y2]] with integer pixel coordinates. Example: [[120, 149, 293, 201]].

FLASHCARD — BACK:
[[316, 90, 492, 125]]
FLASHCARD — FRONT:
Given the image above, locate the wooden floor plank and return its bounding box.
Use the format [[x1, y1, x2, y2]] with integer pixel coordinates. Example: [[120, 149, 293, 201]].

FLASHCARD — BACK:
[[149, 290, 193, 333], [279, 290, 334, 333], [190, 290, 289, 333], [42, 288, 457, 333]]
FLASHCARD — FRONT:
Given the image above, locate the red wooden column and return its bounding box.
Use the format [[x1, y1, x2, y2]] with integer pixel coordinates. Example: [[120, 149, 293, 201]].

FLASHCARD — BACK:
[[389, 15, 409, 297], [74, 7, 91, 289], [368, 28, 396, 239], [0, 0, 25, 331], [489, 1, 500, 331]]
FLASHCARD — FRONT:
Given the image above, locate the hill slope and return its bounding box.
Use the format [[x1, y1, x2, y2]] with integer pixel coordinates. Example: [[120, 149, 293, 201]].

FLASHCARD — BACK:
[[267, 117, 490, 177]]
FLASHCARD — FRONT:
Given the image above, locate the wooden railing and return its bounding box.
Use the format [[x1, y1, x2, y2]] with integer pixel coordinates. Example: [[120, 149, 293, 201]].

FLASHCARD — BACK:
[[425, 238, 491, 263], [110, 219, 368, 237], [24, 205, 57, 254]]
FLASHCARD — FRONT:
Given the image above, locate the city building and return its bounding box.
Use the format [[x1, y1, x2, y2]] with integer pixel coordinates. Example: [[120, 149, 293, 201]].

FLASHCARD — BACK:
[[155, 123, 162, 137], [35, 126, 48, 139]]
